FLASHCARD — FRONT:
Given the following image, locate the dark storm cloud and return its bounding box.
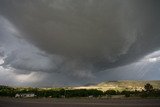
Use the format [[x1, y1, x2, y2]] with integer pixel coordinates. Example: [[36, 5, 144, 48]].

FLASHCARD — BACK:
[[0, 16, 64, 74], [0, 0, 138, 62], [0, 0, 160, 86]]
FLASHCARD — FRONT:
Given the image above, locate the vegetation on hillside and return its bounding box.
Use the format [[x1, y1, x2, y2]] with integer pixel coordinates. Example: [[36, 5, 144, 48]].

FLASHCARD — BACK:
[[0, 82, 160, 98], [73, 80, 160, 91]]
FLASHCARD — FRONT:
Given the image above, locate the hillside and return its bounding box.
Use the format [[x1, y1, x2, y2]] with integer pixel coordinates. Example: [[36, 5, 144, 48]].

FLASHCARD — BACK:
[[72, 80, 160, 91]]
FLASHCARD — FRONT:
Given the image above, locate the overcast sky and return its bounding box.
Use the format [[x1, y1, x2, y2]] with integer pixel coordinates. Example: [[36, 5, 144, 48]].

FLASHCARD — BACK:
[[0, 0, 160, 87]]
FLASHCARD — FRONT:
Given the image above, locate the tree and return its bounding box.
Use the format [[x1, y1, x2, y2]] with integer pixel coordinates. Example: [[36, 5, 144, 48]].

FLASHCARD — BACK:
[[121, 91, 131, 97], [105, 90, 117, 95], [144, 83, 153, 92]]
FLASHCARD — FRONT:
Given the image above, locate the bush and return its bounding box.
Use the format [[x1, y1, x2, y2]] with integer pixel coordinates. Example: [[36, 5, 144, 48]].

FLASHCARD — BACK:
[[105, 90, 117, 95], [144, 83, 153, 92]]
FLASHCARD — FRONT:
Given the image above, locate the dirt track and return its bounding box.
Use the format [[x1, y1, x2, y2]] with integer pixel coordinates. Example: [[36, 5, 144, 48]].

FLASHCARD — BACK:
[[0, 98, 160, 107]]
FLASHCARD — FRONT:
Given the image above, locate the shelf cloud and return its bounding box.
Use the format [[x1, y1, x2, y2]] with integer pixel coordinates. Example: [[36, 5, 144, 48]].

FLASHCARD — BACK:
[[0, 0, 160, 87]]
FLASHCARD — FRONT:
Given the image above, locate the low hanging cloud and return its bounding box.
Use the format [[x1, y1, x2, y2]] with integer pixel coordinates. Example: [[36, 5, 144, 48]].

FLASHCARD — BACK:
[[0, 0, 160, 86], [0, 16, 61, 73], [0, 15, 96, 86], [0, 0, 139, 62]]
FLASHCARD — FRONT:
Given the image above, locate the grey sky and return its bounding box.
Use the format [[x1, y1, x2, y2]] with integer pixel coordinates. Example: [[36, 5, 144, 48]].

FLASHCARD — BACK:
[[0, 0, 160, 87]]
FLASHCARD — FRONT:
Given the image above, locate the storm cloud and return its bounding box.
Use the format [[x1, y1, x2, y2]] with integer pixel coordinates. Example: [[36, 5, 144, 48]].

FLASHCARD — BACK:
[[0, 0, 160, 87]]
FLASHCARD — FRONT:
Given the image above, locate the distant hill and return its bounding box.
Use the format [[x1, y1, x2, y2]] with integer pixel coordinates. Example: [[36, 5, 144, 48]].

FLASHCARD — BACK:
[[72, 80, 160, 91]]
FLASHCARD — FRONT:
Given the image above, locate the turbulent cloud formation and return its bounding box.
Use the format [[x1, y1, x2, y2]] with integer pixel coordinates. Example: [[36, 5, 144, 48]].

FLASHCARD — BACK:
[[0, 16, 62, 72], [0, 0, 160, 86]]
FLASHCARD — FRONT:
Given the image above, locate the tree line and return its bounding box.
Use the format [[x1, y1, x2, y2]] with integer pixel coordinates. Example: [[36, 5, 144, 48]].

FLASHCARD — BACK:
[[0, 83, 160, 98]]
